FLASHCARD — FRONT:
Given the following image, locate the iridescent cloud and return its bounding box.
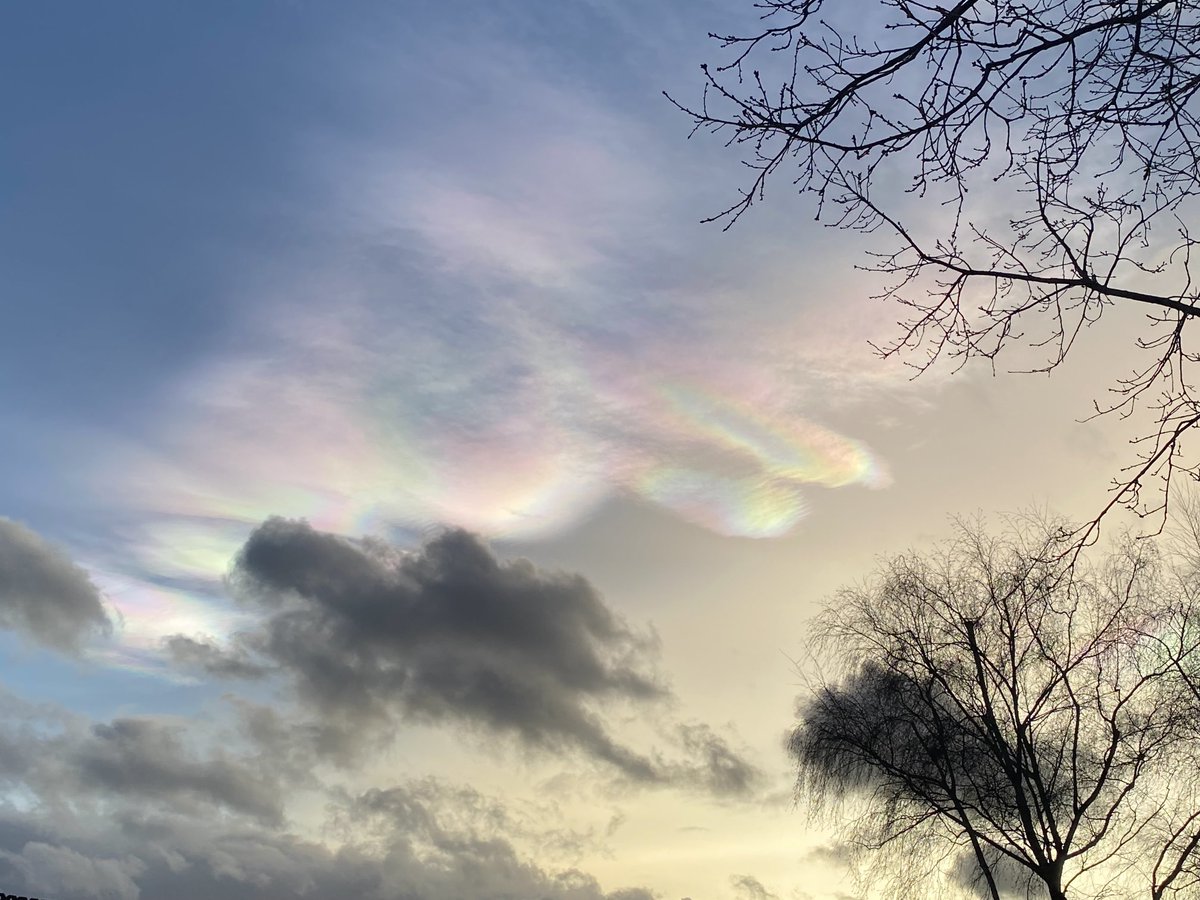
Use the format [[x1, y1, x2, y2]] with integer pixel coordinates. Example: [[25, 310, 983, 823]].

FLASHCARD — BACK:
[[105, 268, 890, 572], [77, 60, 903, 671], [83, 568, 250, 679]]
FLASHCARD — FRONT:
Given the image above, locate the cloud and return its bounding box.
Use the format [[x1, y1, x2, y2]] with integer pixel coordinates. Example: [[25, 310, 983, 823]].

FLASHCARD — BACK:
[[72, 718, 285, 826], [49, 17, 915, 687], [0, 518, 111, 653], [0, 795, 656, 900], [0, 688, 282, 829], [226, 518, 667, 779], [81, 22, 901, 627], [800, 843, 854, 869], [731, 873, 780, 900], [166, 518, 764, 797], [345, 777, 613, 867], [0, 842, 144, 900], [666, 723, 763, 799], [164, 635, 270, 680], [0, 685, 655, 900]]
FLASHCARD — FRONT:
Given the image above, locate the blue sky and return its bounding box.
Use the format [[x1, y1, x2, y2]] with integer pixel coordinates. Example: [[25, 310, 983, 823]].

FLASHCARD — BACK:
[[0, 4, 1139, 899]]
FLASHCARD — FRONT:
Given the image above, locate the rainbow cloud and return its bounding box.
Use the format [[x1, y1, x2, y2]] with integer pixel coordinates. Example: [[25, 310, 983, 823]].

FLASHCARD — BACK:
[[90, 242, 893, 659], [82, 567, 252, 679], [78, 93, 901, 672], [105, 300, 888, 575], [632, 384, 886, 537]]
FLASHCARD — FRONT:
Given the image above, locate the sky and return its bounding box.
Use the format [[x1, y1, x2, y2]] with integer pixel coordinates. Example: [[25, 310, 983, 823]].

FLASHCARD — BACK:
[[0, 3, 1152, 899]]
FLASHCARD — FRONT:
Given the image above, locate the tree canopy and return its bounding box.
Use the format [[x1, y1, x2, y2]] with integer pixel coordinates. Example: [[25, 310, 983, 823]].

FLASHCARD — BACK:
[[674, 1, 1200, 537], [792, 518, 1200, 899]]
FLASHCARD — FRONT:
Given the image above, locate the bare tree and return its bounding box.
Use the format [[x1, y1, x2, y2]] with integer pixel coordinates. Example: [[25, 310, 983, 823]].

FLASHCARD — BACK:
[[672, 1, 1200, 540], [791, 518, 1200, 899]]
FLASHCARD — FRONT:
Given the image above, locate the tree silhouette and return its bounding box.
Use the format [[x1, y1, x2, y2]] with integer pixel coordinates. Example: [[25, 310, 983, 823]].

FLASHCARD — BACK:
[[672, 1, 1200, 539], [791, 518, 1200, 899]]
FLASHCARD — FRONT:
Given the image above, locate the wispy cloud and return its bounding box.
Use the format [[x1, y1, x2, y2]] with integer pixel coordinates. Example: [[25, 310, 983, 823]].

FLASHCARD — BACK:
[[67, 10, 911, 672]]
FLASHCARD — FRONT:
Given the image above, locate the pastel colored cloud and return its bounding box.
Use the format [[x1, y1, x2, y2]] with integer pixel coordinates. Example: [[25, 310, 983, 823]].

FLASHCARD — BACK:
[[111, 285, 889, 552], [71, 46, 902, 673]]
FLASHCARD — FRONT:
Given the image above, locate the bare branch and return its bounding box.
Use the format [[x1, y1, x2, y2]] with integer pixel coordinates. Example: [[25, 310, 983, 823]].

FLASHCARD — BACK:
[[679, 0, 1200, 541]]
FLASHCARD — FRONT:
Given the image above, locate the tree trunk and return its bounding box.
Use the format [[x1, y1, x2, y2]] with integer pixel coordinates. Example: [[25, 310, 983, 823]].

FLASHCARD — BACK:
[[1042, 862, 1067, 900]]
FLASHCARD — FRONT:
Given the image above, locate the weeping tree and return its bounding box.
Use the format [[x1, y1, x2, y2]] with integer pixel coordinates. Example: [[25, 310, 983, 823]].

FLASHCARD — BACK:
[[791, 520, 1200, 899], [672, 1, 1200, 538]]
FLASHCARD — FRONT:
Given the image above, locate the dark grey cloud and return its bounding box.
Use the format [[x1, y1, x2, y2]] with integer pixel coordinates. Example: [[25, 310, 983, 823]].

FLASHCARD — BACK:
[[163, 519, 764, 799], [0, 688, 284, 830], [0, 841, 143, 900], [800, 842, 854, 869], [0, 685, 656, 900], [0, 518, 110, 653], [0, 695, 656, 900], [164, 634, 270, 680], [224, 518, 669, 779], [224, 698, 329, 787], [72, 718, 284, 825], [0, 803, 658, 900], [0, 688, 73, 785], [730, 873, 779, 900], [670, 723, 762, 799], [344, 777, 619, 871]]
